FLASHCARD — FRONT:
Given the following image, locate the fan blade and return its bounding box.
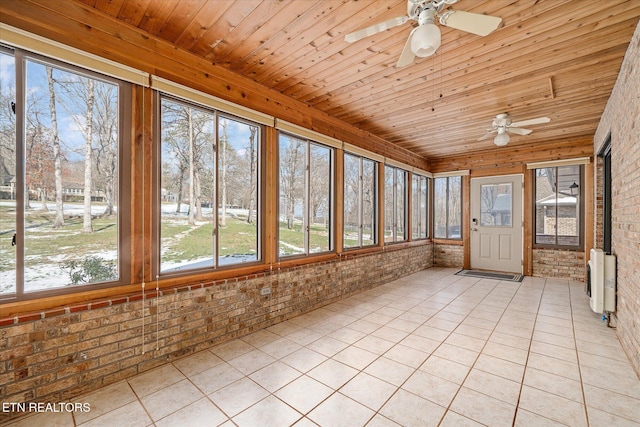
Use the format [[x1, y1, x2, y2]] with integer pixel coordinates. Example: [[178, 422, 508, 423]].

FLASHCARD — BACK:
[[478, 130, 496, 141], [510, 117, 551, 127], [396, 27, 418, 68], [439, 10, 501, 36], [507, 127, 532, 136], [345, 16, 409, 43]]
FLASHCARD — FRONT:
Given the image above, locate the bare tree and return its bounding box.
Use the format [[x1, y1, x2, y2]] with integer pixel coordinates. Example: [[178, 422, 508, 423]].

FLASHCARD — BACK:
[[82, 78, 95, 233], [219, 119, 228, 227], [46, 67, 64, 228], [247, 126, 257, 224]]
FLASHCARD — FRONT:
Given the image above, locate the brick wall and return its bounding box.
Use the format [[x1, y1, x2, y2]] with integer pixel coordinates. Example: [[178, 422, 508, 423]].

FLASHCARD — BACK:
[[593, 21, 640, 376], [0, 244, 432, 422], [433, 243, 464, 268], [532, 248, 585, 282]]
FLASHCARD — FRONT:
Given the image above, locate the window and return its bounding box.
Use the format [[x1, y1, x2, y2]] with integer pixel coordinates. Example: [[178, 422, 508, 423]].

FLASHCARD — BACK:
[[278, 132, 332, 257], [159, 96, 261, 273], [344, 153, 377, 248], [433, 176, 462, 239], [534, 165, 583, 248], [412, 174, 429, 240], [384, 165, 407, 243], [1, 48, 129, 298]]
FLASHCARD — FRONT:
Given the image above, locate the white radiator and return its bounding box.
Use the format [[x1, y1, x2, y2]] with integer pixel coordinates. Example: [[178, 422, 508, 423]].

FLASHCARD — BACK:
[[586, 248, 616, 313]]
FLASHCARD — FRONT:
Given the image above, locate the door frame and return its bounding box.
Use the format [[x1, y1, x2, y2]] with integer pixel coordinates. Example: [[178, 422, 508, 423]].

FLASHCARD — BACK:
[[469, 174, 524, 273]]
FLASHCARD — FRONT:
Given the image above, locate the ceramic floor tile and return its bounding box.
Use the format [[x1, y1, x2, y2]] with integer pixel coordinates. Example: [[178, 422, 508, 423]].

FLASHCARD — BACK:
[[482, 341, 528, 365], [514, 409, 566, 427], [383, 344, 429, 368], [140, 378, 204, 421], [127, 363, 186, 398], [439, 411, 485, 427], [419, 355, 472, 384], [280, 347, 328, 373], [329, 327, 368, 344], [286, 328, 325, 346], [398, 334, 440, 354], [209, 377, 269, 417], [402, 370, 460, 407], [6, 411, 74, 427], [587, 407, 640, 426], [532, 330, 576, 349], [488, 331, 531, 351], [518, 385, 587, 427], [233, 395, 302, 427], [173, 350, 224, 378], [190, 362, 245, 395], [450, 387, 516, 427], [364, 356, 415, 386], [525, 352, 581, 381], [529, 340, 578, 363], [79, 400, 151, 427], [241, 329, 281, 347], [340, 372, 397, 411], [371, 326, 410, 343], [307, 336, 350, 357], [249, 361, 301, 392], [210, 339, 255, 361], [524, 366, 583, 403], [365, 414, 402, 426], [444, 332, 486, 352], [155, 397, 228, 427], [583, 384, 640, 423], [72, 380, 137, 425], [259, 337, 303, 359], [333, 345, 379, 370], [308, 358, 359, 389], [462, 369, 521, 406], [580, 364, 640, 398], [432, 343, 479, 367], [228, 348, 277, 375], [275, 375, 333, 414], [379, 389, 446, 427], [308, 393, 375, 427], [354, 335, 396, 355]]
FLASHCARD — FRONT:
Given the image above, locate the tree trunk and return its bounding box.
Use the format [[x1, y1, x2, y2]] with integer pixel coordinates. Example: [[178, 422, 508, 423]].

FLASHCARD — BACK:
[[220, 120, 227, 227], [188, 108, 195, 226], [247, 127, 257, 224], [83, 79, 94, 233], [46, 67, 64, 228]]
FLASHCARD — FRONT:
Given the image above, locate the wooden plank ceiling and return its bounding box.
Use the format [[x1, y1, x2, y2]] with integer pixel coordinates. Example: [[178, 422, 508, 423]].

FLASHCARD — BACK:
[[79, 0, 640, 161]]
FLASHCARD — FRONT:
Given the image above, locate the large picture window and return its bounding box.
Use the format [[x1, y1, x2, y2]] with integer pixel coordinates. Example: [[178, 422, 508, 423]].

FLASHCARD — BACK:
[[159, 96, 260, 273], [344, 153, 377, 248], [412, 174, 429, 240], [433, 176, 462, 239], [534, 165, 582, 248], [384, 165, 407, 243], [1, 48, 128, 298], [278, 133, 332, 257]]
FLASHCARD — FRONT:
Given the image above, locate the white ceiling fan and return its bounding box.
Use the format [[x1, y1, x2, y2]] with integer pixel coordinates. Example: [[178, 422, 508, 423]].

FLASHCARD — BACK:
[[478, 113, 551, 146], [344, 0, 502, 68]]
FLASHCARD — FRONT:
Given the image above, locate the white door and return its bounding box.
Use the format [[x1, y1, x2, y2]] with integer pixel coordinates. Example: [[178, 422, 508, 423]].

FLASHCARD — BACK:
[[470, 175, 523, 273]]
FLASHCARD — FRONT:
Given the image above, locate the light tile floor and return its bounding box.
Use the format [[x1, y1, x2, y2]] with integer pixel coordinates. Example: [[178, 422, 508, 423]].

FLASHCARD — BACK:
[[5, 268, 640, 427]]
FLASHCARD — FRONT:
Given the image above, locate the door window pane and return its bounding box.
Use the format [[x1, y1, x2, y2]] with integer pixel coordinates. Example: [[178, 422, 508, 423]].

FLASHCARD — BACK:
[[480, 183, 512, 226]]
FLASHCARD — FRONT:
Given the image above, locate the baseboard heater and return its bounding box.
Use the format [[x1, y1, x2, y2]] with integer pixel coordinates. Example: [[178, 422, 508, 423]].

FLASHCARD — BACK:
[[586, 248, 616, 314]]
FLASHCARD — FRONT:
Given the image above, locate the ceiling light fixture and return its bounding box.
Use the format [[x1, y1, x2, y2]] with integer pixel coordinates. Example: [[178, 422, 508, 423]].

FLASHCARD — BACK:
[[411, 23, 441, 57], [494, 129, 510, 146]]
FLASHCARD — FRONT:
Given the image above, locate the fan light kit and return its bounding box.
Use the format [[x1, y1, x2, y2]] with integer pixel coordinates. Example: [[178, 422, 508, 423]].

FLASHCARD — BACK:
[[344, 0, 502, 67], [479, 113, 551, 146]]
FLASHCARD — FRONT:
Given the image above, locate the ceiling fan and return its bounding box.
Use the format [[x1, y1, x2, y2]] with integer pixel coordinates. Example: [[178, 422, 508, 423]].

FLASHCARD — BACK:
[[478, 113, 551, 146], [344, 0, 502, 67]]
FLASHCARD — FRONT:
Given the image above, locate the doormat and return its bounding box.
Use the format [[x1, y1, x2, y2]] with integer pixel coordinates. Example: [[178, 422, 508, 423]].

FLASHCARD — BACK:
[[455, 269, 524, 282]]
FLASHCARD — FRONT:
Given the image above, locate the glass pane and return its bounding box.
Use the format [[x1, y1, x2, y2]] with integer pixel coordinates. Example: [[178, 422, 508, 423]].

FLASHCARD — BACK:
[[557, 165, 580, 245], [412, 175, 420, 239], [480, 183, 512, 226], [396, 169, 406, 241], [384, 166, 394, 242], [23, 60, 119, 291], [218, 117, 259, 265], [433, 178, 446, 238], [421, 177, 429, 238], [309, 143, 331, 253], [343, 154, 359, 248], [448, 176, 461, 238], [0, 51, 16, 295], [362, 159, 376, 246], [535, 168, 557, 245], [160, 98, 215, 272], [278, 134, 306, 256]]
